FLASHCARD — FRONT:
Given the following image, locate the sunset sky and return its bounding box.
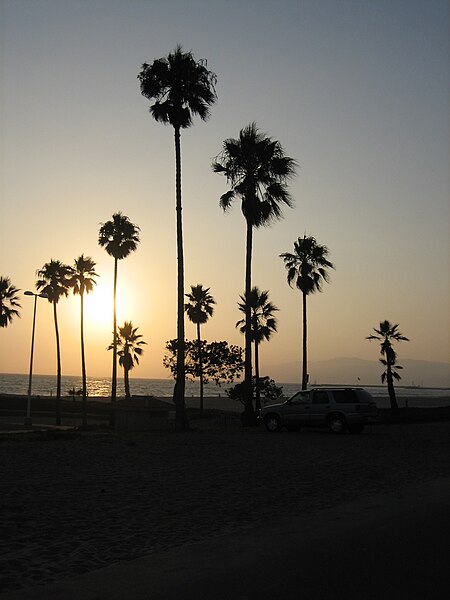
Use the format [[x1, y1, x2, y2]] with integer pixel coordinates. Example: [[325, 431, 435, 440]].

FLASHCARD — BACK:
[[1, 0, 448, 384]]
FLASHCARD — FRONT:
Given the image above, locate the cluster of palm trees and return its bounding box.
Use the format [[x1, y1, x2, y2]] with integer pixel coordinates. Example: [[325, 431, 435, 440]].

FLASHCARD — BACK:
[[1, 211, 146, 426], [1, 45, 410, 429], [138, 45, 412, 425]]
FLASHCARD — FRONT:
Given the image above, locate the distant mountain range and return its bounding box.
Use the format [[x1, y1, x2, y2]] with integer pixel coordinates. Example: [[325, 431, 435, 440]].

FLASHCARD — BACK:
[[268, 357, 450, 388]]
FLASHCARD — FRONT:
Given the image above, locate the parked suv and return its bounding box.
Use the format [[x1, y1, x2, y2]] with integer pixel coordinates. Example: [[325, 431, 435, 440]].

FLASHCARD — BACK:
[[261, 388, 378, 433]]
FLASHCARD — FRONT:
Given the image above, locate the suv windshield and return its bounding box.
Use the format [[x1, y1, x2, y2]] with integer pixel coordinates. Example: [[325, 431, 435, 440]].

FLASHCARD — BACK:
[[289, 391, 309, 404]]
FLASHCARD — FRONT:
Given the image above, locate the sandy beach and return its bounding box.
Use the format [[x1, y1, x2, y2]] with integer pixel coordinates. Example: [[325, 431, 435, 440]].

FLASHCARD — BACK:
[[1, 411, 449, 595]]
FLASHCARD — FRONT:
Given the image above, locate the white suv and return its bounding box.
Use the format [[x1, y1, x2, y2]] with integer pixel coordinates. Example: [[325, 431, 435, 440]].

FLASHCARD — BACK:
[[261, 388, 378, 433]]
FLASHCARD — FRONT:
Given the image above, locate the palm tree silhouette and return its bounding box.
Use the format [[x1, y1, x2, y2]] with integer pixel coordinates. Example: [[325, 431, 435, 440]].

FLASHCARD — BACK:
[[367, 320, 409, 411], [139, 46, 217, 431], [237, 287, 278, 413], [213, 123, 296, 423], [98, 213, 140, 405], [0, 276, 21, 328], [280, 236, 334, 390], [36, 260, 72, 424], [68, 255, 98, 427], [185, 284, 216, 411], [108, 321, 146, 399]]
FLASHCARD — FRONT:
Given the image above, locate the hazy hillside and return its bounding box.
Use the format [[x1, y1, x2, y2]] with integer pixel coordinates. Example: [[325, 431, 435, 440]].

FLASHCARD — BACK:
[[269, 357, 450, 388]]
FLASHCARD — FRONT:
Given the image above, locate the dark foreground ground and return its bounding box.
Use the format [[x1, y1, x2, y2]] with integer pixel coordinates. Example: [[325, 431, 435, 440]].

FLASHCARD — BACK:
[[1, 419, 449, 597]]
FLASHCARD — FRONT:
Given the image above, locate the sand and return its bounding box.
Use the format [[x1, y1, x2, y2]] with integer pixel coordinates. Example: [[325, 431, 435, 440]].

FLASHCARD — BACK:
[[1, 417, 449, 595]]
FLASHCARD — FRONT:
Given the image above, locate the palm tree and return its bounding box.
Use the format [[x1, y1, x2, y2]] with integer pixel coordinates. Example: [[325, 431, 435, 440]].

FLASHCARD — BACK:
[[68, 255, 98, 427], [108, 321, 146, 399], [280, 236, 334, 390], [213, 123, 296, 423], [36, 260, 72, 424], [367, 320, 409, 412], [184, 284, 216, 411], [98, 213, 140, 406], [0, 276, 21, 328], [237, 287, 278, 413], [139, 46, 217, 431]]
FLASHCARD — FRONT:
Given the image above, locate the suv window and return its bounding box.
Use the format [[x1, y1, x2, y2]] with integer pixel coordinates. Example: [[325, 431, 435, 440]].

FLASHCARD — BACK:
[[289, 391, 309, 404], [355, 390, 373, 403], [333, 390, 358, 404], [312, 391, 329, 404]]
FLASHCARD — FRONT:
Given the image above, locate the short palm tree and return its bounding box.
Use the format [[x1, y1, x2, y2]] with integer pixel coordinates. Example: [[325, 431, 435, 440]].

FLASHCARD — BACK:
[[213, 123, 296, 423], [98, 213, 140, 405], [0, 276, 21, 328], [367, 320, 409, 411], [108, 321, 146, 399], [139, 46, 217, 431], [237, 287, 278, 413], [68, 255, 98, 427], [185, 284, 216, 411], [280, 236, 334, 390], [36, 260, 72, 424]]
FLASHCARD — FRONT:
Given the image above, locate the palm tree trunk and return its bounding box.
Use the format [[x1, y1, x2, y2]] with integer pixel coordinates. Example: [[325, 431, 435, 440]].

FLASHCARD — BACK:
[[254, 340, 261, 414], [386, 365, 399, 412], [124, 366, 131, 399], [80, 290, 87, 427], [302, 292, 308, 390], [197, 322, 204, 412], [53, 302, 62, 425], [112, 258, 118, 404], [173, 125, 187, 430], [243, 218, 255, 424]]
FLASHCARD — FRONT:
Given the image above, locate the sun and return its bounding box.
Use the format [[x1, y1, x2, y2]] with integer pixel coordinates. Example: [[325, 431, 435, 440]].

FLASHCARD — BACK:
[[84, 285, 113, 331], [81, 281, 136, 337]]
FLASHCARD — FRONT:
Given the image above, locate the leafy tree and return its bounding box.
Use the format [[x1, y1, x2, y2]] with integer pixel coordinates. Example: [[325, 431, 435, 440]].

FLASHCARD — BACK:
[[98, 213, 140, 405], [213, 123, 296, 424], [367, 320, 409, 411], [68, 255, 98, 426], [163, 340, 244, 391], [36, 259, 72, 424], [0, 276, 21, 328], [185, 284, 215, 411], [236, 287, 278, 413], [227, 376, 283, 406], [139, 46, 217, 431], [109, 321, 146, 399], [280, 235, 334, 390]]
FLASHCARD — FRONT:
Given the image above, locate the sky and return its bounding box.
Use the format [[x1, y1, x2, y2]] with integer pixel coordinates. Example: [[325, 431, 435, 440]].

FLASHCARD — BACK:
[[0, 0, 449, 385]]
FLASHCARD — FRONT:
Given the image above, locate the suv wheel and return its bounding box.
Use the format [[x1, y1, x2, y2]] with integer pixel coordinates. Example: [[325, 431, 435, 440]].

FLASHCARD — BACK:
[[264, 414, 282, 432], [327, 414, 347, 434]]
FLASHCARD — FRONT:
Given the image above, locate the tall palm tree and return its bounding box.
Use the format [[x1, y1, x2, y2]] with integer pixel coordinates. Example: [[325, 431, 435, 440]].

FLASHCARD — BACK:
[[36, 260, 72, 424], [280, 236, 334, 390], [184, 284, 215, 411], [213, 123, 296, 423], [237, 287, 278, 413], [108, 321, 146, 399], [0, 276, 21, 328], [98, 213, 140, 405], [367, 320, 409, 412], [68, 255, 98, 427], [139, 46, 217, 431]]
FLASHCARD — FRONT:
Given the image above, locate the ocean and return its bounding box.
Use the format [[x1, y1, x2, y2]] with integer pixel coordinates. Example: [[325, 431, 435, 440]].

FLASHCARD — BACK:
[[0, 373, 449, 408]]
